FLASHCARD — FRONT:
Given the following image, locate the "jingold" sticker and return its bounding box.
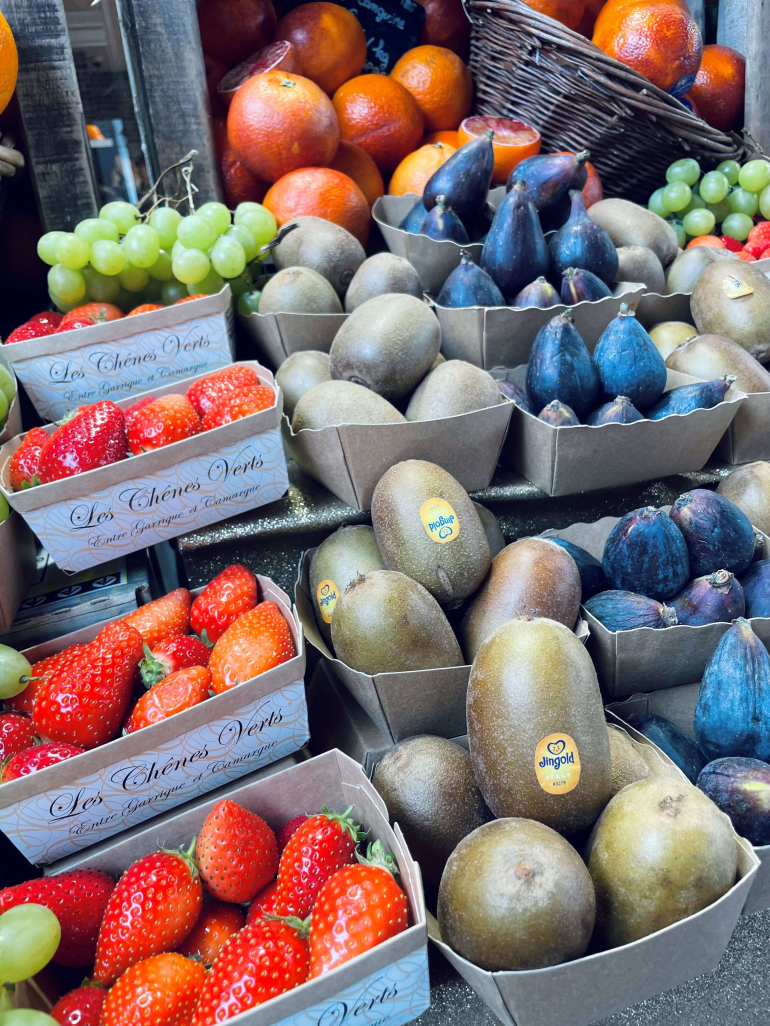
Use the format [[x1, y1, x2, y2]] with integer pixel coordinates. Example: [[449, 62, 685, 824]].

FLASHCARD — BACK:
[[534, 733, 581, 794], [316, 579, 339, 624]]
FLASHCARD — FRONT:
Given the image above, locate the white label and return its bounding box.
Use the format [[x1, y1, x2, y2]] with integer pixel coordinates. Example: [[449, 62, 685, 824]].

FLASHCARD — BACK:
[[18, 428, 288, 572], [0, 682, 309, 865], [10, 311, 233, 421]]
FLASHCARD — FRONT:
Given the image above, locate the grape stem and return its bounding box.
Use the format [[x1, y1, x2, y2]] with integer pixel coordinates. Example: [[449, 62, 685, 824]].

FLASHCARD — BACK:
[[137, 150, 199, 219]]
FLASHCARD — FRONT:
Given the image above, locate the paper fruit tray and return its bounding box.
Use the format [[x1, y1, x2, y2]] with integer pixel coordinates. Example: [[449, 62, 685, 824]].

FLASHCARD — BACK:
[[238, 306, 347, 369]]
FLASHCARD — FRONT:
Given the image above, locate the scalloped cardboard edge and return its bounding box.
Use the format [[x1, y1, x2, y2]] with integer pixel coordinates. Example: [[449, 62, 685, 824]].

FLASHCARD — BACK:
[[238, 308, 347, 369]]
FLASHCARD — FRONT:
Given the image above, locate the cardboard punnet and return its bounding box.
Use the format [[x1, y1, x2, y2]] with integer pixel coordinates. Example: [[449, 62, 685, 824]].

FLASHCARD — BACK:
[[1, 288, 235, 422], [0, 361, 289, 572], [0, 576, 308, 866], [51, 750, 431, 1026], [0, 510, 37, 632], [498, 368, 745, 496], [0, 355, 22, 446], [542, 515, 770, 698], [238, 308, 347, 369]]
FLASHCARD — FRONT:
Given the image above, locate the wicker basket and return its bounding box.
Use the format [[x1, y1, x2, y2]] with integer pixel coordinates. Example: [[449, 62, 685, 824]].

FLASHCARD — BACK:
[[467, 0, 747, 202]]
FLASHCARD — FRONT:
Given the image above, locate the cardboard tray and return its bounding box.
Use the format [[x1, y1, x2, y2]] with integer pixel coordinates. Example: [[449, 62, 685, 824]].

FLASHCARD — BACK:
[[282, 396, 513, 513], [238, 307, 347, 370], [1, 288, 235, 422], [0, 510, 37, 632], [498, 368, 745, 496], [542, 515, 770, 699], [50, 749, 431, 1026], [0, 349, 22, 446], [0, 361, 289, 573], [0, 575, 308, 866]]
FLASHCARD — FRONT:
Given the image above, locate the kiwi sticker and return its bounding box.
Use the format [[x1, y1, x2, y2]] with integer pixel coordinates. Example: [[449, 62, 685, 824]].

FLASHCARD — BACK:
[[419, 497, 459, 544], [316, 580, 339, 624], [535, 733, 581, 794], [722, 274, 754, 299]]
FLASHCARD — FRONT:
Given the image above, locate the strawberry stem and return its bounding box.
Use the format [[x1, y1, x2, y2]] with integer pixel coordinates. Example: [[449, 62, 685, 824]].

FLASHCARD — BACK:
[[140, 644, 169, 687], [321, 806, 367, 844], [161, 836, 199, 878], [262, 912, 311, 940], [356, 839, 400, 877], [199, 630, 214, 649]]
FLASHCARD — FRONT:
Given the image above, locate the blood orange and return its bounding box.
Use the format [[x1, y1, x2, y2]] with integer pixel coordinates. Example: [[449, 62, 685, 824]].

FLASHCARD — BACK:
[[332, 74, 424, 172], [197, 0, 277, 69], [415, 0, 471, 61], [204, 53, 229, 116], [329, 141, 385, 207], [217, 42, 302, 107], [264, 167, 371, 245], [458, 116, 541, 185], [522, 0, 585, 29], [272, 2, 367, 95], [686, 44, 745, 132]]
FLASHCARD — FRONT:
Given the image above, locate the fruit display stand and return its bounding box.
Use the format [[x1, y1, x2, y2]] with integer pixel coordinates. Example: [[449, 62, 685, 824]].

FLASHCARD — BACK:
[[0, 510, 36, 632]]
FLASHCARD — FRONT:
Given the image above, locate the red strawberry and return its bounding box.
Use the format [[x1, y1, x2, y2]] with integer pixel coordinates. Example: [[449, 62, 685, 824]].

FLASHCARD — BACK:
[[5, 644, 88, 716], [5, 313, 62, 343], [276, 815, 308, 855], [59, 303, 124, 330], [309, 840, 408, 978], [191, 919, 309, 1025], [124, 666, 211, 733], [101, 952, 206, 1026], [195, 799, 278, 903], [127, 394, 202, 454], [140, 635, 212, 686], [124, 395, 155, 433], [246, 880, 278, 925], [37, 401, 127, 483], [274, 807, 364, 920], [190, 564, 258, 645], [0, 869, 115, 967], [201, 385, 275, 429], [123, 588, 191, 649], [93, 841, 203, 986], [32, 621, 144, 749], [29, 311, 65, 329], [1, 740, 84, 781], [186, 366, 262, 418], [8, 427, 50, 491], [0, 712, 38, 762], [208, 601, 295, 695], [176, 900, 246, 965], [51, 983, 107, 1026]]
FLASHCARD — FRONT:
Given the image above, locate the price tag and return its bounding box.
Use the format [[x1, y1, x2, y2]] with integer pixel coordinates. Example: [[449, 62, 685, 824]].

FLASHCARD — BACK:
[[722, 274, 754, 299]]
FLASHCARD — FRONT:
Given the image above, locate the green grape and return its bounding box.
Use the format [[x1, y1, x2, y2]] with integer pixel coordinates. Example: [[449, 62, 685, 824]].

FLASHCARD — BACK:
[[54, 233, 90, 271], [662, 182, 691, 213], [173, 248, 210, 284], [188, 268, 224, 295], [123, 225, 161, 269], [99, 201, 141, 235], [119, 263, 149, 292], [759, 184, 770, 220], [143, 278, 164, 302], [0, 495, 7, 527], [237, 290, 261, 316], [722, 212, 754, 241], [665, 158, 700, 186], [0, 1012, 60, 1025], [738, 159, 770, 194], [74, 218, 119, 245], [147, 249, 174, 281], [37, 232, 66, 267], [0, 905, 60, 983], [198, 201, 232, 236], [177, 214, 217, 251], [82, 265, 120, 304], [705, 198, 732, 224], [667, 218, 686, 248], [0, 365, 14, 406], [716, 160, 741, 185], [211, 236, 246, 278], [225, 224, 259, 262], [49, 293, 79, 314], [682, 193, 706, 215], [0, 392, 7, 433], [171, 239, 187, 260], [0, 987, 10, 1013], [228, 275, 251, 297], [699, 171, 730, 204], [148, 207, 182, 250], [90, 240, 126, 277], [649, 188, 671, 217], [161, 279, 189, 305], [727, 187, 759, 216], [48, 265, 86, 304], [0, 647, 33, 700], [682, 208, 716, 237], [234, 204, 277, 249], [114, 287, 137, 312]]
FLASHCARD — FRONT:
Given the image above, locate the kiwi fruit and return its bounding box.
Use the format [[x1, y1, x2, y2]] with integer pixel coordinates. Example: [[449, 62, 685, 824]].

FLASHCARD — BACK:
[[587, 199, 679, 268], [259, 266, 343, 315], [330, 569, 463, 673], [345, 253, 423, 313], [309, 526, 385, 646], [405, 360, 501, 421], [717, 462, 770, 535], [275, 351, 331, 418], [648, 321, 697, 360], [271, 216, 366, 295], [291, 380, 405, 431], [607, 725, 649, 796], [665, 245, 738, 295], [614, 245, 665, 294], [473, 502, 505, 558], [691, 260, 770, 360], [666, 333, 770, 393], [371, 460, 491, 607]]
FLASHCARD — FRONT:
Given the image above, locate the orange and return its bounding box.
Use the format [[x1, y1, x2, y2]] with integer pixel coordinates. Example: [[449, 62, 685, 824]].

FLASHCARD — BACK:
[[389, 142, 456, 196], [333, 74, 424, 172], [204, 53, 229, 115], [220, 142, 268, 206], [423, 130, 460, 147], [686, 235, 725, 249], [592, 0, 702, 95], [458, 116, 541, 185], [415, 0, 471, 61], [264, 167, 371, 245], [390, 45, 472, 133], [0, 12, 18, 117], [272, 3, 366, 95], [227, 70, 340, 183], [686, 44, 745, 132], [554, 151, 604, 207], [576, 0, 605, 35], [217, 41, 303, 107], [522, 0, 585, 29], [329, 140, 384, 207], [197, 0, 276, 68]]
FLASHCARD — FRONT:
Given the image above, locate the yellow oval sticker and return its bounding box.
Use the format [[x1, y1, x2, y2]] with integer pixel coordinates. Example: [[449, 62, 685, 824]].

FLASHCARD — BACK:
[[420, 497, 460, 544], [534, 733, 581, 794], [316, 579, 339, 624]]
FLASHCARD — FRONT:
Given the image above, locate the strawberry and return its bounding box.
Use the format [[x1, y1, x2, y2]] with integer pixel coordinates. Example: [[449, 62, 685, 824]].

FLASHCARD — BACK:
[[32, 621, 144, 749], [201, 385, 275, 429], [309, 840, 408, 978], [208, 601, 295, 695], [93, 840, 203, 986], [276, 815, 308, 855], [0, 712, 37, 762], [51, 983, 107, 1026], [124, 666, 211, 733], [191, 918, 309, 1024], [29, 311, 65, 329], [274, 807, 364, 920], [123, 588, 191, 649], [140, 636, 212, 687], [5, 312, 62, 343], [124, 395, 155, 433], [37, 401, 127, 483], [195, 799, 278, 903], [737, 251, 757, 262], [190, 564, 258, 645], [0, 869, 115, 967], [8, 427, 50, 490], [720, 235, 744, 252], [176, 900, 246, 965], [59, 302, 124, 330], [101, 952, 206, 1026], [176, 294, 206, 304], [1, 740, 84, 781], [186, 365, 262, 418], [127, 394, 202, 454], [246, 880, 279, 925], [126, 303, 165, 316], [5, 644, 88, 715]]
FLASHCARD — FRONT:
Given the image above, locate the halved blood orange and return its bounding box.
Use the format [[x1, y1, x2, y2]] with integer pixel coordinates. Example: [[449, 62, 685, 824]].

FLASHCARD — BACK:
[[458, 116, 541, 185], [217, 41, 302, 106]]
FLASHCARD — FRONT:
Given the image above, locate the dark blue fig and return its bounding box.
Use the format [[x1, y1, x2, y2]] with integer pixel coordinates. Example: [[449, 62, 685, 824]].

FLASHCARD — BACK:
[[512, 276, 560, 309], [538, 400, 579, 426], [539, 193, 571, 234], [671, 569, 746, 626], [646, 375, 736, 420], [481, 181, 549, 302], [436, 251, 505, 308], [525, 312, 599, 418], [420, 197, 469, 243], [560, 266, 612, 305], [627, 713, 706, 783], [505, 150, 590, 209], [400, 199, 428, 234], [586, 396, 644, 425], [464, 204, 495, 243], [592, 304, 667, 410], [497, 380, 534, 413], [423, 130, 495, 222], [549, 538, 608, 600], [548, 191, 619, 285], [670, 488, 755, 578], [584, 590, 678, 630], [602, 506, 690, 601], [694, 618, 770, 762], [697, 757, 770, 846], [740, 559, 770, 618]]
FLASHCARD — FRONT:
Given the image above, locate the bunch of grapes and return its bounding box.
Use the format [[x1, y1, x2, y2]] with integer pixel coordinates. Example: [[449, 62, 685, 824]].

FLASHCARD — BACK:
[[37, 200, 277, 314]]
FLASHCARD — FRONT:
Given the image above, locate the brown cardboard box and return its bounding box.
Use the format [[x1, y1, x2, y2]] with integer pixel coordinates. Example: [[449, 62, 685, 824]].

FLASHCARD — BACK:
[[238, 308, 347, 369], [0, 576, 308, 866], [0, 511, 37, 632]]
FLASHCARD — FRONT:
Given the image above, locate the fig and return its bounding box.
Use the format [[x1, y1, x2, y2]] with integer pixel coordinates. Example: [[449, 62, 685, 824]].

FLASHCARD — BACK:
[[497, 380, 534, 413], [525, 313, 599, 418], [420, 196, 469, 243], [423, 130, 495, 223], [584, 590, 678, 631], [548, 191, 619, 285], [436, 250, 504, 308], [400, 199, 428, 234], [626, 713, 707, 783], [586, 396, 644, 425], [549, 538, 609, 600], [560, 266, 612, 305], [539, 193, 572, 233], [646, 375, 735, 420], [739, 559, 770, 618], [698, 757, 770, 846], [512, 276, 560, 309], [464, 203, 495, 243], [505, 149, 589, 209], [592, 303, 667, 410], [602, 506, 690, 601], [670, 488, 755, 578], [481, 181, 549, 302], [671, 570, 746, 626], [538, 400, 579, 426]]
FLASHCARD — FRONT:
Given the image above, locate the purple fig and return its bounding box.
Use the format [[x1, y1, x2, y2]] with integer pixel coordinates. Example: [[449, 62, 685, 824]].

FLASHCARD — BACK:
[[560, 266, 612, 305], [525, 312, 599, 417], [739, 559, 770, 618], [671, 569, 746, 626], [538, 399, 579, 426], [497, 380, 534, 413], [423, 130, 495, 222], [400, 199, 428, 233], [437, 251, 505, 307], [603, 506, 690, 601], [512, 276, 560, 309], [505, 150, 590, 208], [593, 304, 667, 410], [670, 488, 755, 578], [584, 590, 678, 631], [481, 180, 549, 302], [587, 395, 644, 425], [647, 375, 735, 420], [420, 196, 469, 244], [549, 191, 619, 285]]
